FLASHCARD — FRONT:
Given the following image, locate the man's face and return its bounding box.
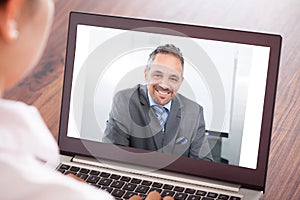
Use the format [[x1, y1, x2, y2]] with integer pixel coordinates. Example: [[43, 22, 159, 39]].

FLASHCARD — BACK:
[[145, 53, 184, 106]]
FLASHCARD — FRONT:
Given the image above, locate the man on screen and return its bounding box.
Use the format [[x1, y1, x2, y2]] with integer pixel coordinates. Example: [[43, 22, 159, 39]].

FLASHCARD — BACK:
[[103, 44, 213, 161]]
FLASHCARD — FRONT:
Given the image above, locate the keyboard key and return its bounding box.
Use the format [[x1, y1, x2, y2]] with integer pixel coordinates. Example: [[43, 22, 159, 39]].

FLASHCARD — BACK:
[[185, 188, 196, 194], [69, 166, 80, 172], [218, 194, 229, 200], [141, 180, 152, 186], [123, 183, 137, 191], [195, 190, 207, 196], [174, 186, 185, 192], [207, 192, 218, 198], [174, 192, 188, 200], [187, 195, 200, 200], [161, 190, 175, 197], [90, 170, 100, 176], [86, 175, 100, 184], [79, 168, 90, 174], [98, 178, 113, 186], [100, 172, 110, 178], [124, 191, 138, 199], [57, 169, 65, 174], [229, 196, 241, 200], [101, 186, 113, 193], [64, 171, 76, 175], [131, 178, 142, 184], [202, 197, 214, 200], [111, 181, 125, 189], [120, 176, 131, 182], [152, 182, 163, 188], [59, 164, 70, 170], [163, 184, 174, 190], [110, 174, 121, 180], [111, 189, 125, 198], [135, 185, 150, 194], [76, 173, 88, 180], [139, 194, 147, 200]]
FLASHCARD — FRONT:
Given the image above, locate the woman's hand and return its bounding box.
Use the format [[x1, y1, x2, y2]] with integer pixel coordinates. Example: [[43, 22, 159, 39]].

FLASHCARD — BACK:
[[65, 174, 172, 200], [65, 173, 86, 183], [129, 191, 174, 200]]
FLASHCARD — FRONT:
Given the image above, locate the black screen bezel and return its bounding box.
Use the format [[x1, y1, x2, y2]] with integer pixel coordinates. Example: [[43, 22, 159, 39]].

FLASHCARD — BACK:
[[58, 11, 282, 191]]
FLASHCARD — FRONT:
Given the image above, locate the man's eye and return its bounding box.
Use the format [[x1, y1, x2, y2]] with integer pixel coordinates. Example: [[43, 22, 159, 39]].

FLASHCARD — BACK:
[[153, 74, 162, 78], [170, 77, 179, 83]]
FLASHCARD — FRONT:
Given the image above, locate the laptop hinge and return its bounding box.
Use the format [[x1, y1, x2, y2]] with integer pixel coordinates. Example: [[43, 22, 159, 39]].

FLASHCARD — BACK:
[[72, 155, 242, 193]]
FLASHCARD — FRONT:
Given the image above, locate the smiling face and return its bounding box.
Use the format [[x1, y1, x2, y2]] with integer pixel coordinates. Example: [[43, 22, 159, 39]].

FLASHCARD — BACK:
[[145, 53, 184, 106]]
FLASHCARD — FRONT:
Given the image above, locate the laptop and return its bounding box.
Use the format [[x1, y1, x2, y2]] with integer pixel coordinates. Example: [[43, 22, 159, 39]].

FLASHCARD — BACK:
[[55, 11, 282, 200]]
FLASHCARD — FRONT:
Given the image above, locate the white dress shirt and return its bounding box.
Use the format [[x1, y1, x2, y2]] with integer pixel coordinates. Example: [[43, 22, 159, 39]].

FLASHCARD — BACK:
[[0, 100, 114, 200]]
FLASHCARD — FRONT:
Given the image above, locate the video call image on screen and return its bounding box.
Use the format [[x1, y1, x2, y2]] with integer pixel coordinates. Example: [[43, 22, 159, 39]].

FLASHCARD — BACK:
[[67, 24, 270, 170]]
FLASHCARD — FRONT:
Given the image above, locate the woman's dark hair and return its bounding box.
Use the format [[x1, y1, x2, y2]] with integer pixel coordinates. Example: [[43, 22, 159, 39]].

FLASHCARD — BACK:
[[0, 0, 8, 6]]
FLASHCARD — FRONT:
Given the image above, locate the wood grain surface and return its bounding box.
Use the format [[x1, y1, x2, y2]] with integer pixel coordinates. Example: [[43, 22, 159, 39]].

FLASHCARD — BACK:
[[4, 0, 299, 199]]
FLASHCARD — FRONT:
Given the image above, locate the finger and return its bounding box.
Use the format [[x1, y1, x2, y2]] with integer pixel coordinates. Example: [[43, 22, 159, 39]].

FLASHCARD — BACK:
[[66, 173, 85, 183], [145, 191, 162, 200], [129, 195, 142, 200], [163, 196, 174, 200]]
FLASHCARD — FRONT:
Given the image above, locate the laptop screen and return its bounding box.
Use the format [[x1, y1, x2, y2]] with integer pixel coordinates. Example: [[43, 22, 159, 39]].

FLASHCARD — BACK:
[[59, 12, 281, 191]]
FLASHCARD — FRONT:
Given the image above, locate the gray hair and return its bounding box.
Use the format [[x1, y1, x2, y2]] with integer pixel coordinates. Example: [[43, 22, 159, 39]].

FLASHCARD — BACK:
[[146, 44, 184, 74]]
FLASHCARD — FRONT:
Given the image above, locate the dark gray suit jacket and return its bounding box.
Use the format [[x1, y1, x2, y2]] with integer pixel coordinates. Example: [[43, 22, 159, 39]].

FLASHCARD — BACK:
[[103, 84, 213, 161]]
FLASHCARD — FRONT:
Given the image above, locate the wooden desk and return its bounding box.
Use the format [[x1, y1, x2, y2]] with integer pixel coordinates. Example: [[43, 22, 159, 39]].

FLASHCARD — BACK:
[[5, 0, 300, 199]]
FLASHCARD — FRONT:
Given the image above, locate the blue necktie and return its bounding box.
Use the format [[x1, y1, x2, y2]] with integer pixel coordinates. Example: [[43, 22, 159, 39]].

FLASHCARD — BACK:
[[152, 105, 168, 131]]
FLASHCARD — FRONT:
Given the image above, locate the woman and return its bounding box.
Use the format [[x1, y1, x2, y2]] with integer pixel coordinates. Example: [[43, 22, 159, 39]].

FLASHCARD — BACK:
[[0, 0, 172, 199]]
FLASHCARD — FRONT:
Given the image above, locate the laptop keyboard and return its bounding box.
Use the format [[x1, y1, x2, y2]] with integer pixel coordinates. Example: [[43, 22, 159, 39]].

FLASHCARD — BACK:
[[57, 164, 242, 200]]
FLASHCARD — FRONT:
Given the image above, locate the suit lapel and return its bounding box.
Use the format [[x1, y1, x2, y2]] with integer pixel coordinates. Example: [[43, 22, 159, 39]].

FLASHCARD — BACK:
[[163, 96, 181, 150], [139, 85, 164, 151]]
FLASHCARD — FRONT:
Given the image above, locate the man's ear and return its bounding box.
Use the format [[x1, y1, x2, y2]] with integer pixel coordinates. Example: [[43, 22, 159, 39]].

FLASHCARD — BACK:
[[0, 0, 24, 42], [144, 68, 147, 79]]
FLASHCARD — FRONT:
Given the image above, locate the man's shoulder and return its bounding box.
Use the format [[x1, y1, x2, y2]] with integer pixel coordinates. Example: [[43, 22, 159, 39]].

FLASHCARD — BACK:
[[176, 93, 203, 110], [114, 84, 145, 99]]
